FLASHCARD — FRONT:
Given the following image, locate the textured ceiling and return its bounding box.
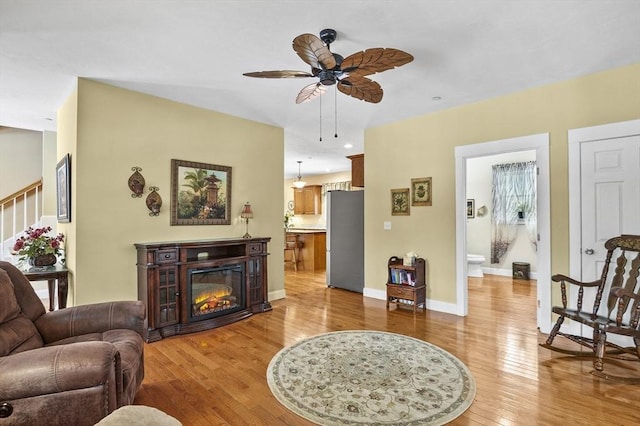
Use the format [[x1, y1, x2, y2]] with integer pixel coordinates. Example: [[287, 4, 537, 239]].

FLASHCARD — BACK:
[[1, 1, 639, 178]]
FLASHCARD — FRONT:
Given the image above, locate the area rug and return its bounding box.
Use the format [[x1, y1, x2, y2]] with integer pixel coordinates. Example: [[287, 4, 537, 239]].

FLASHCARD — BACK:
[[266, 330, 476, 425]]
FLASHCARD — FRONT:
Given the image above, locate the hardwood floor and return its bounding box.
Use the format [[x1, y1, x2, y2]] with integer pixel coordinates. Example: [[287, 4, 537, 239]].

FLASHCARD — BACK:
[[133, 271, 640, 425]]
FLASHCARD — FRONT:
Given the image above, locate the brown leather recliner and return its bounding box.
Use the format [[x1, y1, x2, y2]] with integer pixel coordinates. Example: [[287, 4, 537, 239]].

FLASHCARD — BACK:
[[0, 261, 145, 426]]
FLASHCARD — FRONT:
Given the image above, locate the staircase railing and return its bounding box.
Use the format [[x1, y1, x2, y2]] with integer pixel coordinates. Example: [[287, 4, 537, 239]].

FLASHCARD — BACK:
[[1, 178, 43, 260]]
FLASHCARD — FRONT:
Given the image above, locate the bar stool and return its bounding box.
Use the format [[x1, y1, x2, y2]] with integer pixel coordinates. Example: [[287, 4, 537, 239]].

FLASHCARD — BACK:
[[284, 232, 300, 271]]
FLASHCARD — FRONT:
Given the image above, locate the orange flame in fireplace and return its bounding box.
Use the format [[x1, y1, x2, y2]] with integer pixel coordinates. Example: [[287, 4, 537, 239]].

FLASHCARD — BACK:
[[193, 285, 236, 314]]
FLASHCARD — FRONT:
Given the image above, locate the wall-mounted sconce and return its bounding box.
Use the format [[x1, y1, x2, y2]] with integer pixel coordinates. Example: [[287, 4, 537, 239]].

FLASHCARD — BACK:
[[240, 202, 254, 239], [145, 186, 162, 216], [128, 166, 145, 198]]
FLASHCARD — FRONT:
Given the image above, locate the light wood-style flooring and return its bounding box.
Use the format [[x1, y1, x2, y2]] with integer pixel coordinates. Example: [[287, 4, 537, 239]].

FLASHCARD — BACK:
[[133, 271, 640, 425]]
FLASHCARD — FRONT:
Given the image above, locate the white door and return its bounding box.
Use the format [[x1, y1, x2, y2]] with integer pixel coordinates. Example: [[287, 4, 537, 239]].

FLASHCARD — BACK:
[[568, 119, 640, 338], [580, 136, 640, 281]]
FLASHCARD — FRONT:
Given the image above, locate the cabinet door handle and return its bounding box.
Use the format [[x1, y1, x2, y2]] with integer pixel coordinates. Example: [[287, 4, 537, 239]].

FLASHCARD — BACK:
[[175, 292, 180, 296], [584, 248, 595, 255], [164, 254, 171, 258]]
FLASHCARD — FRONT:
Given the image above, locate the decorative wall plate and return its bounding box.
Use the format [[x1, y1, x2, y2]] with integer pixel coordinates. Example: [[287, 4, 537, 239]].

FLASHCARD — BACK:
[[146, 186, 162, 216], [128, 166, 145, 198]]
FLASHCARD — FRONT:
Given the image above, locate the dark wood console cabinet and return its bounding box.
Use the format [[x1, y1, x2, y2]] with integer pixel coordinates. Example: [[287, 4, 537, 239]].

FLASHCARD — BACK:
[[135, 237, 271, 342]]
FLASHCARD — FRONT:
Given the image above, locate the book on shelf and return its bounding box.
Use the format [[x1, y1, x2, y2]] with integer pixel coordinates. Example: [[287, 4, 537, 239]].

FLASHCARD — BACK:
[[406, 271, 414, 286], [390, 268, 416, 286]]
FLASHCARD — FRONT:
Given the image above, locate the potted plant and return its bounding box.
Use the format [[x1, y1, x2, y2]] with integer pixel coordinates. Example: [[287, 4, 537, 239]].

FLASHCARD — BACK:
[[284, 211, 294, 229], [12, 226, 64, 267]]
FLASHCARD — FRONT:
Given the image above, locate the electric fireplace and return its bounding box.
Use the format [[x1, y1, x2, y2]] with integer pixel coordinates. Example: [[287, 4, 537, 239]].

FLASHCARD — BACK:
[[187, 264, 245, 323], [135, 238, 271, 342]]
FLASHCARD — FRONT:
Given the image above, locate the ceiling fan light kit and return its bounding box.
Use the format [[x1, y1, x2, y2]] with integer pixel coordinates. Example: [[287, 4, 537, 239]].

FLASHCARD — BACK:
[[243, 28, 413, 105]]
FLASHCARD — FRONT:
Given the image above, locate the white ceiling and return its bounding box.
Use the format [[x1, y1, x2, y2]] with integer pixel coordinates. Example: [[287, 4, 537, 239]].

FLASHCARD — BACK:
[[1, 1, 639, 178]]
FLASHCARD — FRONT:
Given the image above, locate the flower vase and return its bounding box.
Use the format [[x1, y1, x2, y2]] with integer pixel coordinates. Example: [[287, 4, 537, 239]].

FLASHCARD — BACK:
[[29, 254, 57, 267]]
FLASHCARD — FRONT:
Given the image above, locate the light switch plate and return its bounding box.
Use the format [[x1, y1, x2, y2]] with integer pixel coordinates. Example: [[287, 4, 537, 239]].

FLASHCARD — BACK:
[[383, 221, 391, 230]]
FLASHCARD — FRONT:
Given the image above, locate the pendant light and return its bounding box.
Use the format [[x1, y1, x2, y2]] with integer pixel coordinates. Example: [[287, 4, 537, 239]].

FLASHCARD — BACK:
[[293, 161, 306, 188]]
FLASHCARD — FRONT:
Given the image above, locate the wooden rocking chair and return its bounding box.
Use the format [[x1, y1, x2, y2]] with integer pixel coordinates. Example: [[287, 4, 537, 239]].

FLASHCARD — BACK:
[[540, 234, 640, 383]]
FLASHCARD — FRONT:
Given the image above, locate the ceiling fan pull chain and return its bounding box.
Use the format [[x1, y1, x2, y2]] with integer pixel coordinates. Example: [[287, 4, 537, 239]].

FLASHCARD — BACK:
[[334, 86, 338, 138], [319, 91, 323, 142]]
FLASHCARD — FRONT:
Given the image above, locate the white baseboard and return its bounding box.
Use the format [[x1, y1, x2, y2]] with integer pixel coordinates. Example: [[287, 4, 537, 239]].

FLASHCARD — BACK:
[[426, 299, 461, 315], [269, 289, 286, 301], [363, 287, 385, 300], [364, 287, 462, 316], [483, 267, 538, 280]]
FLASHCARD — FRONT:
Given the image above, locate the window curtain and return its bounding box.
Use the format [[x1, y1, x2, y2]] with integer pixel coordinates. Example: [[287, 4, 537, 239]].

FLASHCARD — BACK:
[[320, 182, 352, 221], [321, 181, 351, 195], [490, 161, 537, 263]]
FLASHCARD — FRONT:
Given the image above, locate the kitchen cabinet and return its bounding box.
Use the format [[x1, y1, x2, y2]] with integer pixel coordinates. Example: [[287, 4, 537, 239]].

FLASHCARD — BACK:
[[293, 185, 322, 215], [347, 153, 364, 187], [286, 230, 326, 271]]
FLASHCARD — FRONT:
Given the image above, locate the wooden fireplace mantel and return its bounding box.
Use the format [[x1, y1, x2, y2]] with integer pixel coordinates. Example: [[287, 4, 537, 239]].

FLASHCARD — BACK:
[[135, 237, 271, 342]]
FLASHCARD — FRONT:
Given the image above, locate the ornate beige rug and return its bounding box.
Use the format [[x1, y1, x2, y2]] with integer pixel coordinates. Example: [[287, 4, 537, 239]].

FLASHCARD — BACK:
[[267, 330, 476, 425]]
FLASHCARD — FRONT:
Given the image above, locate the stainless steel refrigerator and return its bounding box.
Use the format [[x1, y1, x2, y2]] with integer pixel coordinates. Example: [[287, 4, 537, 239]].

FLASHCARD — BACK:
[[326, 190, 364, 293]]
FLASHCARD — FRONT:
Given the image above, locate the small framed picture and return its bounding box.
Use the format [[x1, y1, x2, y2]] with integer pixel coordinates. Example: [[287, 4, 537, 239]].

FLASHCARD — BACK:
[[411, 177, 432, 206], [56, 154, 71, 223], [391, 188, 410, 216], [467, 199, 475, 218]]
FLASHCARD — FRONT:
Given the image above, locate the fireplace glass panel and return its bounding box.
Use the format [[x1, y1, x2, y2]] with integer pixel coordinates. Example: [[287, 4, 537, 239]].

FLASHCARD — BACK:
[[188, 264, 245, 322]]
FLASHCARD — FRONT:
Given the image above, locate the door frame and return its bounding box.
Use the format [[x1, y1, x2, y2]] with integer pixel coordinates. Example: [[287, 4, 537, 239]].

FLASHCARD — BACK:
[[568, 119, 640, 279], [455, 133, 551, 332]]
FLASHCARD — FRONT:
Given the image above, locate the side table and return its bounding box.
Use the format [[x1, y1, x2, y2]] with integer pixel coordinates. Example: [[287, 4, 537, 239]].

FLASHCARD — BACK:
[[21, 264, 69, 311]]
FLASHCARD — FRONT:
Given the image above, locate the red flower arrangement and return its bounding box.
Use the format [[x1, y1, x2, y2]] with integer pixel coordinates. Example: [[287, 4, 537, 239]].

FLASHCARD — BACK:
[[12, 226, 64, 263]]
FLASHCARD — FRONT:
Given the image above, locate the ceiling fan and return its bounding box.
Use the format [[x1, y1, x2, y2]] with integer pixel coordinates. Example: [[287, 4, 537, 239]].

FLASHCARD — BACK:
[[243, 29, 413, 104]]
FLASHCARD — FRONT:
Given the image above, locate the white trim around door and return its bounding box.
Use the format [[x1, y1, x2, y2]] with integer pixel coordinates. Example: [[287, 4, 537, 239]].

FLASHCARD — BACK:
[[455, 133, 551, 333]]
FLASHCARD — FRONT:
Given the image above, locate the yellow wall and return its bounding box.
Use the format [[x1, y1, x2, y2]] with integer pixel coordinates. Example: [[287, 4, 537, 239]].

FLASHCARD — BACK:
[[58, 79, 284, 305], [0, 128, 44, 240], [56, 86, 78, 289], [42, 130, 58, 218], [365, 64, 640, 304], [0, 127, 42, 197]]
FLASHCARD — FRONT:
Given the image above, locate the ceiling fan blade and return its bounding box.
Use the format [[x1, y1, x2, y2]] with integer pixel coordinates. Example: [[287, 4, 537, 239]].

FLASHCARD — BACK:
[[243, 70, 314, 78], [295, 82, 327, 104], [341, 48, 413, 77], [338, 75, 383, 103], [293, 34, 337, 70]]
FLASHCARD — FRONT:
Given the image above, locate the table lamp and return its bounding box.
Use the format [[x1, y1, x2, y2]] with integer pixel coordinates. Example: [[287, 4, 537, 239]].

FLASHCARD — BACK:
[[240, 202, 254, 239]]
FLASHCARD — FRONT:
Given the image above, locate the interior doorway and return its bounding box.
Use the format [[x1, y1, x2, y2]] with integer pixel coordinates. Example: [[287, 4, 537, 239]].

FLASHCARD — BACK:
[[454, 133, 551, 333]]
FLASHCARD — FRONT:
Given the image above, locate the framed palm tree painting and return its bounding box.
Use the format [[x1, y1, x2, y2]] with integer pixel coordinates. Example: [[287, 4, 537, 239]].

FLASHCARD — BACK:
[[170, 159, 232, 225]]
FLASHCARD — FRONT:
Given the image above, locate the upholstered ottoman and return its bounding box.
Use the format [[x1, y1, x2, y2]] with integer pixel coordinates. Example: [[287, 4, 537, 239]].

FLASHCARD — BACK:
[[95, 405, 181, 425]]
